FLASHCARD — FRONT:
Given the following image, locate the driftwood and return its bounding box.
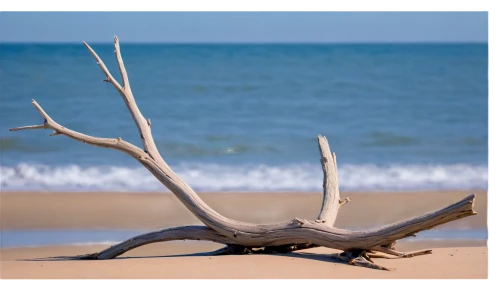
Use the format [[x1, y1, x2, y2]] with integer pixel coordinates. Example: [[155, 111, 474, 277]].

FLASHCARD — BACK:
[[10, 36, 477, 271]]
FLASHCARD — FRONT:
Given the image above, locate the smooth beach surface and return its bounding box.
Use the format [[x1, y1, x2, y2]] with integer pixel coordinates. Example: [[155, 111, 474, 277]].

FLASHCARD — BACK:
[[0, 191, 488, 279], [0, 244, 487, 279], [0, 191, 487, 230]]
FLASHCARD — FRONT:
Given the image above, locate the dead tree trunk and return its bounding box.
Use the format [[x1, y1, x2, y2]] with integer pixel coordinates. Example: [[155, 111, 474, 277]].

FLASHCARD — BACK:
[[10, 36, 477, 271]]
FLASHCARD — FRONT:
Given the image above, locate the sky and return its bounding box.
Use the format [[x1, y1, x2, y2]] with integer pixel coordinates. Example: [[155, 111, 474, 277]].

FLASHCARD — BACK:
[[0, 12, 488, 43]]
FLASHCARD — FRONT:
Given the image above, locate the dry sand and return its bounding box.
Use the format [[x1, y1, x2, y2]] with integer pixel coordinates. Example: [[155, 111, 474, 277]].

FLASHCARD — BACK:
[[0, 191, 488, 279], [0, 191, 487, 229], [0, 243, 487, 279]]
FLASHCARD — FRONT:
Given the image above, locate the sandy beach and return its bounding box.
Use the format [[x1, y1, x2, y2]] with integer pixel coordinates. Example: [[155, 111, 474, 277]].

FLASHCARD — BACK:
[[0, 191, 488, 278], [0, 191, 487, 230]]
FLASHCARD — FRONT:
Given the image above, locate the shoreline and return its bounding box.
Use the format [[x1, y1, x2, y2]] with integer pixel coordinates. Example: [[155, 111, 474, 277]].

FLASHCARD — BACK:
[[0, 229, 487, 249]]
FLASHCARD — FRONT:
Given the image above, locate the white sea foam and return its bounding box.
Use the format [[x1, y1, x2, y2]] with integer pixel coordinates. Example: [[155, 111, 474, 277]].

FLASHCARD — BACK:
[[0, 162, 488, 192]]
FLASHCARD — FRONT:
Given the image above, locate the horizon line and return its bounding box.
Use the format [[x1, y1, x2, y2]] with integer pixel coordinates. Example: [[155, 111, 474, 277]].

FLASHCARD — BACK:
[[0, 41, 488, 45]]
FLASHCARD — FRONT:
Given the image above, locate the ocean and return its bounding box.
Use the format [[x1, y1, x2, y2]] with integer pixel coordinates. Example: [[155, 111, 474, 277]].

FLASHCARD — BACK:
[[0, 43, 488, 192]]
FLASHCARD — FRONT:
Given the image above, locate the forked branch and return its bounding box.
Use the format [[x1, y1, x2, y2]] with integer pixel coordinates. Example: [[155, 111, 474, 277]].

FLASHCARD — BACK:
[[83, 37, 161, 163], [10, 36, 477, 271], [9, 100, 145, 159]]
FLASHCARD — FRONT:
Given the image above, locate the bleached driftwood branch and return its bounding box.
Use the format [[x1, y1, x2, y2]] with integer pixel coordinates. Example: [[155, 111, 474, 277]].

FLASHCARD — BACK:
[[10, 36, 477, 271], [316, 135, 349, 225]]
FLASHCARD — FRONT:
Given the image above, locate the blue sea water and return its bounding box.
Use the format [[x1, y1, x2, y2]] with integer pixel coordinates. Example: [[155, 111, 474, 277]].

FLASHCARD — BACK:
[[0, 43, 488, 191], [0, 228, 488, 249]]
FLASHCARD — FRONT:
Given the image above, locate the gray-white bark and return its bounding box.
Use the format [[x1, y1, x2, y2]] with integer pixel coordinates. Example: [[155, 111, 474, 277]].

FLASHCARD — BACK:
[[10, 36, 477, 270], [315, 135, 347, 225], [42, 194, 474, 261]]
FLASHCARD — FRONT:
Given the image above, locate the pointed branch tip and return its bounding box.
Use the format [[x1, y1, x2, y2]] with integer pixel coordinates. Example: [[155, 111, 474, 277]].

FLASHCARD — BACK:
[[9, 124, 46, 132]]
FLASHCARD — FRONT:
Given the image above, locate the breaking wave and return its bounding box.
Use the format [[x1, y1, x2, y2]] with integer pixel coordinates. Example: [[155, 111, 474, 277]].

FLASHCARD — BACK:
[[0, 162, 487, 192]]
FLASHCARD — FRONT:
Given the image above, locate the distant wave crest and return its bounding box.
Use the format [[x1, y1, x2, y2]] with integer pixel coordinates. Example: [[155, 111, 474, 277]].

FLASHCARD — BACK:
[[0, 163, 487, 192]]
